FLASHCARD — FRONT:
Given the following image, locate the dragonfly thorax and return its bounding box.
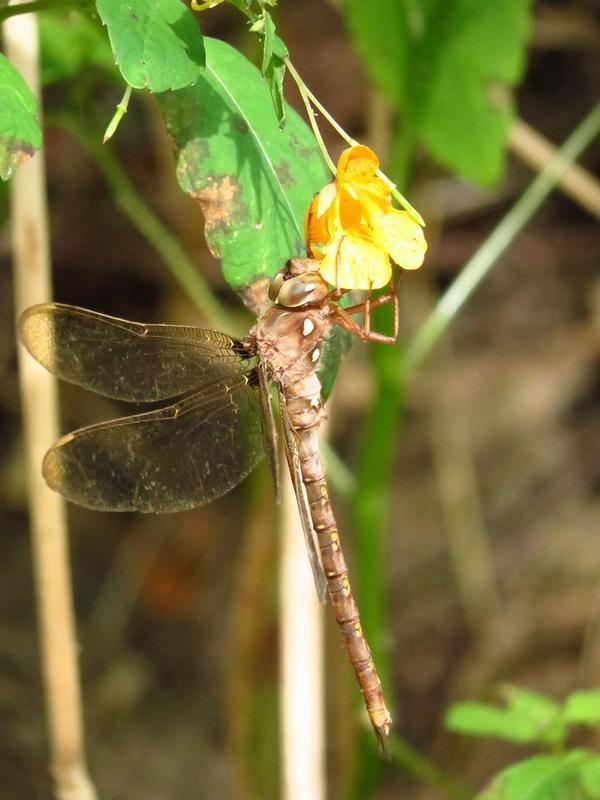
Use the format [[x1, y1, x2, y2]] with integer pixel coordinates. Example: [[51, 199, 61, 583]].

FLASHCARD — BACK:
[[252, 302, 332, 390], [268, 258, 329, 309]]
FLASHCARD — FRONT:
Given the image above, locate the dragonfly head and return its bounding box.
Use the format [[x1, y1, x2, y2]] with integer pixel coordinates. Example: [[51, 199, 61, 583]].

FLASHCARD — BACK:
[[269, 258, 329, 308]]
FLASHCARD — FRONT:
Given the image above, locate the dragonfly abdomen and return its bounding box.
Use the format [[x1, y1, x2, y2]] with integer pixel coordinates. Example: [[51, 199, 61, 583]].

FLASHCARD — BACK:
[[293, 420, 393, 741]]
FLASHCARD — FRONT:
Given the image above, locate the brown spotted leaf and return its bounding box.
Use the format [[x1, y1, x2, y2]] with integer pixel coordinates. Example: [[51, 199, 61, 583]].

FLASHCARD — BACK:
[[157, 37, 328, 292], [0, 53, 42, 181]]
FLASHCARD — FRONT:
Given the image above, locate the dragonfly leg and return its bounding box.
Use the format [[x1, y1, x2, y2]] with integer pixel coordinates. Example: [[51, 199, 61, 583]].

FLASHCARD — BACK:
[[333, 287, 399, 345]]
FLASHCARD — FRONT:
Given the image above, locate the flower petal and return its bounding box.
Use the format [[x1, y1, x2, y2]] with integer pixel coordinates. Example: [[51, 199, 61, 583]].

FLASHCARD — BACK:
[[337, 145, 380, 182], [316, 182, 337, 217], [319, 233, 392, 290], [305, 194, 333, 256], [371, 209, 427, 270], [338, 145, 390, 206]]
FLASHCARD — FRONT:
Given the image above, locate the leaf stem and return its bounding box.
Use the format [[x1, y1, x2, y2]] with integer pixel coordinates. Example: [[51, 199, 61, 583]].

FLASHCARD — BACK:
[[403, 100, 600, 375], [103, 84, 133, 143]]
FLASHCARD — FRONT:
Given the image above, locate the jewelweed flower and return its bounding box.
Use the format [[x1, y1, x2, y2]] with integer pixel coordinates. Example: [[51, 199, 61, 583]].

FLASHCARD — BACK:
[[305, 145, 427, 290]]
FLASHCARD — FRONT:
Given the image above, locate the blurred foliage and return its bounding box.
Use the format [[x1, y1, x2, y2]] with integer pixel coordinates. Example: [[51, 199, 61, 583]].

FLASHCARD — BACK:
[[343, 0, 532, 184], [447, 688, 600, 799], [39, 10, 115, 85], [2, 1, 600, 799]]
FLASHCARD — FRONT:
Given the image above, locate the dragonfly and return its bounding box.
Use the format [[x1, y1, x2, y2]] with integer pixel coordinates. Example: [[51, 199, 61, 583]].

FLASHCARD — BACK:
[[19, 257, 399, 743]]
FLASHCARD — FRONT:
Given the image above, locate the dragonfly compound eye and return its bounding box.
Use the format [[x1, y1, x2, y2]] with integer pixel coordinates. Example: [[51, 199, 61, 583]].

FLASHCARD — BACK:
[[276, 274, 328, 308], [268, 270, 286, 302]]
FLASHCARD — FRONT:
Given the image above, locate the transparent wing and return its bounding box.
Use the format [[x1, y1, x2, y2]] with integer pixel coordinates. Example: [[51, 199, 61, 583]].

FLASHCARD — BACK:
[[19, 303, 252, 402], [279, 388, 328, 605], [257, 360, 281, 503], [43, 374, 264, 512]]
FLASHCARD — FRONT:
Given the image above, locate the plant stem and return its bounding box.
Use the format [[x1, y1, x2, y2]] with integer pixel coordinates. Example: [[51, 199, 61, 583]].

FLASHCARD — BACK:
[[509, 116, 600, 221], [5, 9, 96, 800], [389, 736, 474, 800], [403, 101, 600, 375], [50, 116, 232, 332], [0, 0, 78, 22]]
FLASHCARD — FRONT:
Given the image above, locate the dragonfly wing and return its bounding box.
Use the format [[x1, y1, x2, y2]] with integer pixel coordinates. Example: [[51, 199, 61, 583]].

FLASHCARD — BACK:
[[257, 360, 281, 503], [19, 303, 253, 401], [43, 374, 264, 512], [279, 388, 328, 605]]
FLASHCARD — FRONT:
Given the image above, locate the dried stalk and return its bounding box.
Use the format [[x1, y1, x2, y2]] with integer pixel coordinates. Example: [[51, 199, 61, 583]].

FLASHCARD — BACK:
[[279, 466, 325, 800], [4, 9, 96, 800], [509, 117, 600, 222]]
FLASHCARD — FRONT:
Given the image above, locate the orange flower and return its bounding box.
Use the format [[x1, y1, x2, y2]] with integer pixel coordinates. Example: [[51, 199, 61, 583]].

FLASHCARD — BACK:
[[305, 145, 427, 290]]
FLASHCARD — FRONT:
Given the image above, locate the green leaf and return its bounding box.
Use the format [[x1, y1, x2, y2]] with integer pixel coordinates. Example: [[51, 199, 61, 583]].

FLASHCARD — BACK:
[[344, 0, 532, 184], [272, 34, 288, 60], [95, 0, 205, 91], [157, 37, 328, 292], [579, 755, 600, 798], [266, 54, 286, 128], [0, 53, 42, 181], [261, 11, 275, 76], [478, 752, 591, 800], [254, 13, 287, 125], [503, 685, 566, 745], [445, 701, 539, 743], [564, 690, 600, 725], [40, 10, 116, 85], [318, 326, 352, 401]]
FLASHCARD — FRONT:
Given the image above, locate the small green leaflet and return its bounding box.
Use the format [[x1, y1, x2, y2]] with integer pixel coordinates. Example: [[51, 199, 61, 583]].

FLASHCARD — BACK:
[[265, 34, 288, 127], [0, 53, 42, 181], [250, 9, 288, 127], [157, 37, 328, 292], [445, 700, 540, 744], [478, 751, 600, 800], [344, 0, 532, 185], [258, 12, 275, 75], [95, 0, 205, 92], [564, 690, 600, 726]]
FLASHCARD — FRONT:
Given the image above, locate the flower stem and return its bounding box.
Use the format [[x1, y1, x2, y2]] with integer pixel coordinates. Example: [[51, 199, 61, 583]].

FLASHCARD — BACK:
[[285, 58, 425, 226], [284, 58, 336, 175]]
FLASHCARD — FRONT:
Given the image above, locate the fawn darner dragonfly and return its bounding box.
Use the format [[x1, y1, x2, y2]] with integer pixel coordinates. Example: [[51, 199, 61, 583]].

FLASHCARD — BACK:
[[19, 257, 399, 742]]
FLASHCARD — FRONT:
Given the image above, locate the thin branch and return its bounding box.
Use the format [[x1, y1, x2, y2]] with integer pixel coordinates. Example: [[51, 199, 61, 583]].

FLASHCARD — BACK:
[[0, 0, 77, 22], [4, 8, 96, 800]]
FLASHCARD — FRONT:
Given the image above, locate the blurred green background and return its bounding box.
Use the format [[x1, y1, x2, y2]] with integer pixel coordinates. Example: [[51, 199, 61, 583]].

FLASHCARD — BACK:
[[1, 1, 600, 798]]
